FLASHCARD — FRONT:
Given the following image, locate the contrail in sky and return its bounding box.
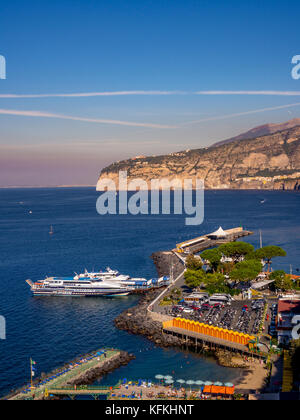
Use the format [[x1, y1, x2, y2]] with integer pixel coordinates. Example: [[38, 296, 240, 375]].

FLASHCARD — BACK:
[[196, 90, 300, 96], [0, 91, 186, 98], [0, 108, 175, 128], [182, 102, 300, 126], [1, 90, 300, 98], [1, 102, 300, 129]]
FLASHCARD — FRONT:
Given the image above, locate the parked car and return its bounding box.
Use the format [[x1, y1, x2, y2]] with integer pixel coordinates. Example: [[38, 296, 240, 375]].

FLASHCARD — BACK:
[[182, 308, 194, 314]]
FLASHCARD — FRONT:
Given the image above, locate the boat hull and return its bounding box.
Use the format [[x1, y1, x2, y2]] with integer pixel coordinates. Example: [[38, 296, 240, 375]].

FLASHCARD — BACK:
[[30, 287, 130, 297]]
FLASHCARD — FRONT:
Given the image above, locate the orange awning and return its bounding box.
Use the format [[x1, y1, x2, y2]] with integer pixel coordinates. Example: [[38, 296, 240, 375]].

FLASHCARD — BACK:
[[203, 385, 234, 395], [225, 386, 235, 395]]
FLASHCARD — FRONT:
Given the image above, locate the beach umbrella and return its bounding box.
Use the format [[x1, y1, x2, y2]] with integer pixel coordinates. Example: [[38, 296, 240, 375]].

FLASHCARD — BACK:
[[186, 380, 195, 391], [165, 379, 174, 385], [204, 381, 213, 386], [224, 382, 234, 387], [176, 379, 185, 385], [214, 382, 223, 386], [195, 380, 204, 386], [155, 375, 164, 380], [164, 375, 173, 380]]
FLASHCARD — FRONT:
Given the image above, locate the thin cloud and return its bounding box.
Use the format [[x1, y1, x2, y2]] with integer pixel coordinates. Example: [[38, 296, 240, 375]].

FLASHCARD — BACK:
[[2, 90, 300, 98], [0, 90, 186, 98], [196, 90, 300, 96], [0, 108, 176, 128], [182, 102, 300, 126]]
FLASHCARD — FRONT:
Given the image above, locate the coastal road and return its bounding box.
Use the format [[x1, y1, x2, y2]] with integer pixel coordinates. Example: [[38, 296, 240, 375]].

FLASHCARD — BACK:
[[149, 268, 186, 314]]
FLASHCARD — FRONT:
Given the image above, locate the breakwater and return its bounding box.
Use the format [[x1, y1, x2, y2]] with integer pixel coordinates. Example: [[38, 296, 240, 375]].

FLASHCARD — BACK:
[[6, 349, 135, 400], [151, 227, 252, 277], [115, 289, 185, 348]]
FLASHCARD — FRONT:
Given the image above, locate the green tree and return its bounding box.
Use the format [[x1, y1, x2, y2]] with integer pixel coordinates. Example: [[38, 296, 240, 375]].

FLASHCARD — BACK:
[[269, 270, 286, 282], [270, 271, 294, 291], [201, 248, 222, 272], [170, 287, 182, 300], [254, 246, 286, 272], [185, 255, 203, 271], [184, 269, 205, 289], [221, 261, 235, 275], [230, 260, 262, 283], [203, 273, 233, 295], [219, 242, 254, 262]]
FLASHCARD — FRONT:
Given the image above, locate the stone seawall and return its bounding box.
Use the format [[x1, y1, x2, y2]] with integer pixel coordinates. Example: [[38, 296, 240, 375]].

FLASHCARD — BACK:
[[114, 290, 186, 348], [67, 351, 135, 386]]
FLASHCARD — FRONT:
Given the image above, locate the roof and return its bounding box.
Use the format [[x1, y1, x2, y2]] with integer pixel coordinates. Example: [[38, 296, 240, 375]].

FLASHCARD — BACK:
[[203, 385, 234, 395], [208, 227, 228, 238], [251, 280, 275, 290], [278, 299, 300, 314]]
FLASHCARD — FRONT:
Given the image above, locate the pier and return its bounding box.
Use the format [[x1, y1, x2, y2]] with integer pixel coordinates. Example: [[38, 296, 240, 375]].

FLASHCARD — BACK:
[[151, 227, 253, 279], [7, 349, 133, 400], [175, 227, 253, 255], [162, 324, 263, 357]]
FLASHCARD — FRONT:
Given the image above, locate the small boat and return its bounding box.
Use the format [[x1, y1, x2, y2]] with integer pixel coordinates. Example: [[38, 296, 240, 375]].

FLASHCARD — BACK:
[[49, 226, 54, 235]]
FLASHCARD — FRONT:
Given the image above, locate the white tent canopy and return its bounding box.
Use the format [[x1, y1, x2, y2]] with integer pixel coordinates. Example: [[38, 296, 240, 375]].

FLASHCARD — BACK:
[[208, 227, 228, 238]]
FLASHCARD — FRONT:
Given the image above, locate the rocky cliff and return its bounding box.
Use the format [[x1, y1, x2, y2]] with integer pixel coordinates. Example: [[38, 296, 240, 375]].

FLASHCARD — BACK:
[[212, 118, 300, 147], [97, 125, 300, 190]]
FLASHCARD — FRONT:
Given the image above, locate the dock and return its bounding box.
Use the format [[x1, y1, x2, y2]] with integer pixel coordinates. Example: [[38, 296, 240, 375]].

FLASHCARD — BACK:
[[175, 227, 253, 255], [162, 324, 269, 358], [151, 227, 253, 279], [7, 349, 124, 400]]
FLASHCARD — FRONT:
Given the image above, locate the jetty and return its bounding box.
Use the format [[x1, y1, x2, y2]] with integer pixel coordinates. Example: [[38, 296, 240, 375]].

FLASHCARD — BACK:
[[152, 226, 253, 278], [175, 227, 252, 255], [6, 349, 134, 400]]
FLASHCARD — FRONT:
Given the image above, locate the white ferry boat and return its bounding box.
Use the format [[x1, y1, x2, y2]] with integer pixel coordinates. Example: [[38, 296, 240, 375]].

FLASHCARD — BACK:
[[26, 276, 130, 297], [26, 268, 170, 297], [75, 268, 152, 290]]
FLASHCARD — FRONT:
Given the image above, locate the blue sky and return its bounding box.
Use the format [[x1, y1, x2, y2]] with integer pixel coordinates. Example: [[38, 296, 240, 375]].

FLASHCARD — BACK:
[[0, 0, 300, 186]]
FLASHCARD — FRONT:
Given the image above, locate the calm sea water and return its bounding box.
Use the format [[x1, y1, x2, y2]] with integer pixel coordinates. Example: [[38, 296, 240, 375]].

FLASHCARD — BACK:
[[0, 188, 299, 396]]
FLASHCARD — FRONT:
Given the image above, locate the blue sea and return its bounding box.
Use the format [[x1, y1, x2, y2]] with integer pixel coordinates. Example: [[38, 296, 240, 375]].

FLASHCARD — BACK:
[[0, 188, 299, 397]]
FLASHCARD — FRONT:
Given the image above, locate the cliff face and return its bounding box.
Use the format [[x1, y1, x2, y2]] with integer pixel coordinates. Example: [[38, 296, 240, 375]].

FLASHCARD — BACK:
[[212, 118, 300, 147], [97, 125, 300, 191]]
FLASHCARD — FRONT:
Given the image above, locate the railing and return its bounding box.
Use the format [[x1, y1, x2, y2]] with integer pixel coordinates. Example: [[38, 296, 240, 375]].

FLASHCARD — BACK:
[[147, 269, 186, 313], [49, 385, 118, 391]]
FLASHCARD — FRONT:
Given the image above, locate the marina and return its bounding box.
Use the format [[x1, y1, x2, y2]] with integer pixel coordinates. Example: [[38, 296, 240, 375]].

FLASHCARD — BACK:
[[0, 188, 299, 399]]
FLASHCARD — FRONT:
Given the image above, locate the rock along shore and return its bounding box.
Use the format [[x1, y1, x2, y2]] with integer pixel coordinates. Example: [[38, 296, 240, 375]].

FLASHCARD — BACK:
[[67, 351, 136, 386], [114, 289, 185, 348], [114, 290, 251, 370]]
